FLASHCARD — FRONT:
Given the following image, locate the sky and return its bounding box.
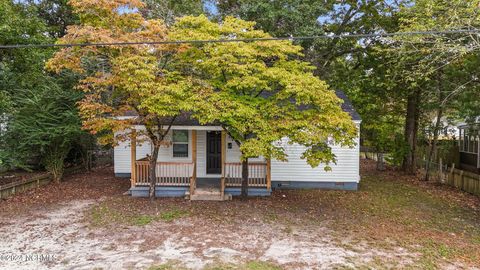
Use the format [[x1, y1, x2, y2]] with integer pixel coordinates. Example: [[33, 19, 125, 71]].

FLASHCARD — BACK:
[[204, 0, 219, 15], [118, 0, 218, 16]]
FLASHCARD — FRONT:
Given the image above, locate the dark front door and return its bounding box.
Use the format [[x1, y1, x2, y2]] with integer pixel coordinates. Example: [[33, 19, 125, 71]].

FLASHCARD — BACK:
[[206, 131, 222, 174]]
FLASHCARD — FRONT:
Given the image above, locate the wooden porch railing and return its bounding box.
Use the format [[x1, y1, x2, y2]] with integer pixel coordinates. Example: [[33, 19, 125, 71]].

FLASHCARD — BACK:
[[224, 162, 268, 187], [133, 160, 268, 190], [134, 161, 194, 186], [190, 163, 197, 195]]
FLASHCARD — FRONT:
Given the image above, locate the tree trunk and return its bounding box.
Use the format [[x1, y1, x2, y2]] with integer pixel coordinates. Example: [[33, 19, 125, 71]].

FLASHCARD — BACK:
[[376, 152, 385, 171], [149, 144, 160, 199], [240, 158, 249, 199], [425, 80, 444, 181], [425, 108, 443, 181], [44, 144, 68, 183], [403, 89, 421, 174]]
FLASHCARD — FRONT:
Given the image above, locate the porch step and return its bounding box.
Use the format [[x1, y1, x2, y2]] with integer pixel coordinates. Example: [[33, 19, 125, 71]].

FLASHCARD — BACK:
[[187, 188, 232, 201], [189, 194, 232, 201]]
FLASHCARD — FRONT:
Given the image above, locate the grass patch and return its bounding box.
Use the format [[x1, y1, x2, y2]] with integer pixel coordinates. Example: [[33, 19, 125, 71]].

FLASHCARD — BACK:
[[160, 209, 189, 222], [133, 215, 156, 226], [88, 201, 189, 227], [203, 261, 282, 270], [268, 163, 480, 268], [149, 261, 281, 270], [415, 239, 461, 268], [89, 203, 125, 227], [263, 212, 278, 223], [244, 261, 282, 270], [321, 169, 480, 268], [331, 174, 480, 236]]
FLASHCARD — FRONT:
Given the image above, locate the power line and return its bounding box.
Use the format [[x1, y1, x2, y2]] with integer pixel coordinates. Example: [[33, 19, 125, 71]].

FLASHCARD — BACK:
[[0, 29, 479, 49]]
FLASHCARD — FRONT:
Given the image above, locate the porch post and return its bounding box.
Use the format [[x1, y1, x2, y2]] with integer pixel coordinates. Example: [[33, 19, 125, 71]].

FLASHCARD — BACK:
[[191, 130, 197, 195], [221, 131, 226, 196], [221, 131, 226, 176], [266, 159, 271, 190], [130, 128, 137, 188]]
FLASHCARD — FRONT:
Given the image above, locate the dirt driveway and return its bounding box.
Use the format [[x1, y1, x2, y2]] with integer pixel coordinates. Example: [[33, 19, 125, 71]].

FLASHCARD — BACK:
[[0, 161, 479, 269]]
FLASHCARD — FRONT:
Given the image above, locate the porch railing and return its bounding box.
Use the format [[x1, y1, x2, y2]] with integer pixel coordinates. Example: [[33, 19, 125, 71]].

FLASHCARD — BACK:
[[223, 162, 267, 187], [134, 160, 267, 189], [135, 161, 194, 186]]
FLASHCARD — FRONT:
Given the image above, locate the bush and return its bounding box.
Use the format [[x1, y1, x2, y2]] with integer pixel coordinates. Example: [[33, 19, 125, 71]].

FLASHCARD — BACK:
[[7, 78, 85, 182]]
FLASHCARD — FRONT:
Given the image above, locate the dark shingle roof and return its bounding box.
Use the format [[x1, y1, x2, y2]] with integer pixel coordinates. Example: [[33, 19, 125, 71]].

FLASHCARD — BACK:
[[336, 90, 361, 121]]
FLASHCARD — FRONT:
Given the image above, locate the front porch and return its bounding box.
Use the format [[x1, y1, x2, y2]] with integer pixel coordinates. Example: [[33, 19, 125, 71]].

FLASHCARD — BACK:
[[128, 129, 272, 199]]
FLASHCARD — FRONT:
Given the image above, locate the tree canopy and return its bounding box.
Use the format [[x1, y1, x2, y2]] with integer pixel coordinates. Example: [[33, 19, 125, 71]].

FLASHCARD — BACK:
[[0, 0, 88, 178], [46, 0, 357, 197], [171, 15, 356, 166], [2, 0, 480, 186]]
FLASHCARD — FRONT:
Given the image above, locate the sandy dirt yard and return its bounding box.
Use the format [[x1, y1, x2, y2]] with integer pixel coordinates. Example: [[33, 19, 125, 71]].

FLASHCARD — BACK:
[[0, 161, 479, 269]]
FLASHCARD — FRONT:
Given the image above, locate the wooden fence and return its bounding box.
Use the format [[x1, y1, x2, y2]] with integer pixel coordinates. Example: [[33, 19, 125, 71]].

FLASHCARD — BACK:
[[360, 151, 381, 161], [361, 152, 480, 197], [0, 166, 84, 200], [444, 166, 480, 196], [418, 159, 480, 196]]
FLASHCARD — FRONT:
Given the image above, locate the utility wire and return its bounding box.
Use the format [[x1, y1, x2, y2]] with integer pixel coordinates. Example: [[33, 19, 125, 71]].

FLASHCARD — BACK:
[[0, 29, 479, 49]]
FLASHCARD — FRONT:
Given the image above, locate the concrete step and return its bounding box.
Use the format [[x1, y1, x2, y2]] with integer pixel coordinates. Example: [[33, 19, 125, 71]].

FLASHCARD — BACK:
[[186, 188, 232, 201], [190, 194, 231, 201], [194, 188, 221, 195]]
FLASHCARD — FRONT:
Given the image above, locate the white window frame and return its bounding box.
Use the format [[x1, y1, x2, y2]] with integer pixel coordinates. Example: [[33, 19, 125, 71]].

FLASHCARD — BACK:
[[460, 127, 480, 154], [171, 130, 189, 159]]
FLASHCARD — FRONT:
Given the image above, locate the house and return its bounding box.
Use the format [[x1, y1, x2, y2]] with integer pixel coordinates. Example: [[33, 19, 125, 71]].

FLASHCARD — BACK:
[[114, 91, 361, 199], [458, 121, 480, 173]]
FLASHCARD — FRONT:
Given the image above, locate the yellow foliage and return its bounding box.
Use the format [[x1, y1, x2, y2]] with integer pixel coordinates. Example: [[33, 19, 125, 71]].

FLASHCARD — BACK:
[[46, 0, 356, 168]]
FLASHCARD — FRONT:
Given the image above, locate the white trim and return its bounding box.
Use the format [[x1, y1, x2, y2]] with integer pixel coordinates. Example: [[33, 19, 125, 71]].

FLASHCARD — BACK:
[[171, 130, 191, 160]]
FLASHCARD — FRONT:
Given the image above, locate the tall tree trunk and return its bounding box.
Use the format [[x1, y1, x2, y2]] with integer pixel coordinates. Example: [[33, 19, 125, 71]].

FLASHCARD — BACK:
[[241, 158, 249, 199], [424, 107, 443, 181], [425, 76, 444, 181], [403, 89, 421, 174], [149, 144, 160, 199], [376, 152, 385, 171]]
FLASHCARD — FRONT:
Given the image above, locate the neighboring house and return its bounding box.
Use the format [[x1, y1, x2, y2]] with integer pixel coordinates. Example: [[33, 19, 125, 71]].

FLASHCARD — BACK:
[[425, 116, 460, 141], [458, 120, 480, 173], [114, 91, 361, 200]]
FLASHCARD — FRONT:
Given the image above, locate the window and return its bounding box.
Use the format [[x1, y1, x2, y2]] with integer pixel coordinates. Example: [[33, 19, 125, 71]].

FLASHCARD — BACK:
[[460, 127, 480, 154], [475, 136, 479, 154], [172, 130, 189, 157], [469, 136, 475, 153]]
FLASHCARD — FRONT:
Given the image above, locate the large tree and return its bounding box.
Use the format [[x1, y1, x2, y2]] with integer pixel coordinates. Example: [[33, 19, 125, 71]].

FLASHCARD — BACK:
[[47, 0, 199, 197], [170, 15, 357, 197], [1, 0, 85, 176], [26, 0, 79, 38], [216, 0, 399, 79], [393, 0, 480, 175], [216, 0, 414, 172]]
